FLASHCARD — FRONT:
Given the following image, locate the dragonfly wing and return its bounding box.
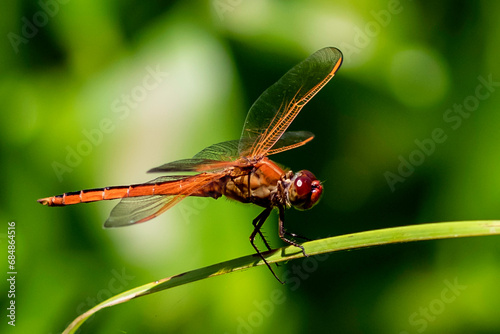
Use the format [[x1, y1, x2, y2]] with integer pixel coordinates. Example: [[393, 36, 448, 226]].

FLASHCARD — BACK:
[[104, 173, 227, 227], [265, 131, 314, 156], [239, 47, 342, 157], [104, 175, 189, 227], [148, 140, 244, 173], [148, 158, 221, 173], [104, 194, 184, 227], [192, 140, 240, 160]]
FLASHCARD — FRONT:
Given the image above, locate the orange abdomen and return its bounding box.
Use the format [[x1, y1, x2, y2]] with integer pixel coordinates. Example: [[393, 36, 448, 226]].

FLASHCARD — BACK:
[[38, 174, 223, 206]]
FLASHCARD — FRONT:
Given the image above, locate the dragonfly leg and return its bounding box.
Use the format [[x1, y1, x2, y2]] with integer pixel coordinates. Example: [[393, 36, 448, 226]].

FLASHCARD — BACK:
[[278, 205, 308, 257], [252, 208, 273, 252], [250, 207, 284, 284], [283, 230, 311, 242]]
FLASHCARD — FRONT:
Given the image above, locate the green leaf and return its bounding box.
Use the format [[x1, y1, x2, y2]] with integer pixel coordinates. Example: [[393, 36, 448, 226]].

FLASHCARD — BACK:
[[63, 220, 500, 333]]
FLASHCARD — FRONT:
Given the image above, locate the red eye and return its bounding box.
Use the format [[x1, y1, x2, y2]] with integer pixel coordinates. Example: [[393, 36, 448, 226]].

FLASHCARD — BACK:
[[310, 180, 322, 203], [290, 170, 322, 211], [295, 174, 312, 198]]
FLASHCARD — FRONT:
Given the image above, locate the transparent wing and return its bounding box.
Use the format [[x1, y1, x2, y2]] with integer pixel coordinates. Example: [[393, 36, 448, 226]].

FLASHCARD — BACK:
[[104, 174, 221, 227], [148, 140, 241, 173], [265, 131, 314, 156], [239, 47, 343, 157], [148, 130, 315, 174], [104, 176, 188, 227], [192, 140, 240, 160], [104, 194, 184, 227], [148, 158, 222, 173]]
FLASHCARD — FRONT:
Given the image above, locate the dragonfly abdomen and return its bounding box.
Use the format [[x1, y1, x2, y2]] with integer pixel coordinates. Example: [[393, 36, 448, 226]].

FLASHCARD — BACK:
[[37, 185, 148, 206], [38, 175, 225, 207]]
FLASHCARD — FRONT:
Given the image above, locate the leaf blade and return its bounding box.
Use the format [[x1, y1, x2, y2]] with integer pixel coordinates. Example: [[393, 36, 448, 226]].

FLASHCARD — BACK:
[[63, 220, 500, 333]]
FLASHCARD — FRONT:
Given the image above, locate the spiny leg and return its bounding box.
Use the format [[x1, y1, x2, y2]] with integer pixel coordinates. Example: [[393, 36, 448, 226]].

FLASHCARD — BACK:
[[283, 230, 311, 242], [248, 167, 273, 251], [250, 207, 283, 284], [252, 208, 273, 252], [278, 205, 308, 257]]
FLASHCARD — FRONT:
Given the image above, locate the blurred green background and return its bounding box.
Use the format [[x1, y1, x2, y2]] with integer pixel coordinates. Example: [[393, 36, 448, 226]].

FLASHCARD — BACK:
[[2, 0, 500, 333]]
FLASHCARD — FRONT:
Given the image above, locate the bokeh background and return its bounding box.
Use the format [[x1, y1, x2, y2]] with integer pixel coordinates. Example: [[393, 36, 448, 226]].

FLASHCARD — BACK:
[[2, 0, 500, 333]]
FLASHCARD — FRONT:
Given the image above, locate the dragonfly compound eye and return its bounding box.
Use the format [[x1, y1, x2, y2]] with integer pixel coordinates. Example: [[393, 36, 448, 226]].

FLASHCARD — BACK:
[[289, 170, 323, 210]]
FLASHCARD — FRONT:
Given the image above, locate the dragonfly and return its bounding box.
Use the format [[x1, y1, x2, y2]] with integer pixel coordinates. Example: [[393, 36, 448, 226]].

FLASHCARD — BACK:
[[38, 47, 343, 282]]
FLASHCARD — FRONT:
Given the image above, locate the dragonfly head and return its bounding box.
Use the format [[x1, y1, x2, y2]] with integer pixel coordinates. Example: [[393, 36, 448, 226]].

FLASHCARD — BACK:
[[288, 170, 323, 210]]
